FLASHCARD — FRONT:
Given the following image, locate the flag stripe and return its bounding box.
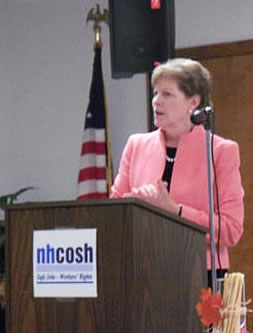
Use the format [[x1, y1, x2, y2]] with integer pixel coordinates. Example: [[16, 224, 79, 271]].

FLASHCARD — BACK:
[[78, 167, 106, 182], [79, 154, 106, 169], [77, 179, 107, 197], [82, 128, 105, 141], [81, 141, 106, 155]]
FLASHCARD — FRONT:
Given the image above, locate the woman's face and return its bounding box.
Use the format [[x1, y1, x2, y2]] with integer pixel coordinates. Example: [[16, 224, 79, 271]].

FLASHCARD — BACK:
[[152, 76, 200, 140]]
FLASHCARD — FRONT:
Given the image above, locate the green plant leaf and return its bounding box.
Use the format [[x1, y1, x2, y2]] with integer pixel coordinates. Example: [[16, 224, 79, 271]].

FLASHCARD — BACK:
[[0, 187, 37, 208]]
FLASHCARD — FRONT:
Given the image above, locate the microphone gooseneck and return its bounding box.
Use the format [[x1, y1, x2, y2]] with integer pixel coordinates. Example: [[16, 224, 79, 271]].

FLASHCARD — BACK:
[[190, 106, 214, 125]]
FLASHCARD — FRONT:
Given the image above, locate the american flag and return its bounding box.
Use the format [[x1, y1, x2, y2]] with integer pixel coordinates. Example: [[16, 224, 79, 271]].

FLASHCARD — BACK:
[[77, 46, 111, 200]]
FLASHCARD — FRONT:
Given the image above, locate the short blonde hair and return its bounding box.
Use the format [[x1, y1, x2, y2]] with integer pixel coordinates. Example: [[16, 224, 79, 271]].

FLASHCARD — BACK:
[[151, 58, 212, 108]]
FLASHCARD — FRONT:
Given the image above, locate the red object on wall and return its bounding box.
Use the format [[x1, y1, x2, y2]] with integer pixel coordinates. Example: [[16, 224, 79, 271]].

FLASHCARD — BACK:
[[151, 0, 161, 10]]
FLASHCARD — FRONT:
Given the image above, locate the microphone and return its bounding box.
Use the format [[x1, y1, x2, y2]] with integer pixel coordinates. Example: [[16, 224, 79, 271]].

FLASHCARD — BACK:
[[190, 106, 214, 125]]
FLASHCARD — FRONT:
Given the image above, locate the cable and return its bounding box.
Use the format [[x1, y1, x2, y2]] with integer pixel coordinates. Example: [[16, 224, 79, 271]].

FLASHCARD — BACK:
[[211, 132, 222, 269]]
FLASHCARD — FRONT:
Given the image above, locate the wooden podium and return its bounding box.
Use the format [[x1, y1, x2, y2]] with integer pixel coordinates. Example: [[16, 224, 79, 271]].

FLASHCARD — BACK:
[[5, 198, 207, 332]]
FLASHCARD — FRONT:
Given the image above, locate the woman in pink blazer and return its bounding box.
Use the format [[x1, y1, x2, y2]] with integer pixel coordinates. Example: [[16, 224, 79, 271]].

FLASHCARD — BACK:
[[110, 58, 244, 286]]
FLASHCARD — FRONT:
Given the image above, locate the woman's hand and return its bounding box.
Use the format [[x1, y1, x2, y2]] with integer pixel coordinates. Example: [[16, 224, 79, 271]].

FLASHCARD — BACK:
[[123, 180, 180, 214]]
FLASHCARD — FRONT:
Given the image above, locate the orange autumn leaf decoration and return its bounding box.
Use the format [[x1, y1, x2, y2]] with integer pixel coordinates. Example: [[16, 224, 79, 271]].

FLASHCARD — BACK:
[[196, 288, 223, 327]]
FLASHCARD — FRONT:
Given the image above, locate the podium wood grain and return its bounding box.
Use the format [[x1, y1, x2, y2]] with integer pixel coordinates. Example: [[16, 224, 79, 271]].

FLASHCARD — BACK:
[[5, 198, 207, 332]]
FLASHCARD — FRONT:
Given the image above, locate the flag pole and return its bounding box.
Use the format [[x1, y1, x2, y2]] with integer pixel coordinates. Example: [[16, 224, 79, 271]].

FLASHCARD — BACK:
[[86, 5, 113, 195]]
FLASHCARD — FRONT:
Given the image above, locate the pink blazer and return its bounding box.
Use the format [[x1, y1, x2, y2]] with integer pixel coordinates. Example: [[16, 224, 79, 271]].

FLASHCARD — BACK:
[[111, 126, 244, 270]]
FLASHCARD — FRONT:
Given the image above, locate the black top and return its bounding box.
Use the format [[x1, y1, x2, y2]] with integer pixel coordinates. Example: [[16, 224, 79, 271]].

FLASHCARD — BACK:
[[162, 147, 177, 191]]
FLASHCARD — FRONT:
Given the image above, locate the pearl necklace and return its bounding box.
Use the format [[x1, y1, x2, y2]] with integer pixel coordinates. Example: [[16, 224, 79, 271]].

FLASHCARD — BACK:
[[166, 155, 176, 163]]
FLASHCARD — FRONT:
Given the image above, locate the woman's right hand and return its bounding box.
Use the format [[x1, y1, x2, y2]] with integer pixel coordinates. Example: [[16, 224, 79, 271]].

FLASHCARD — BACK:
[[123, 180, 180, 215]]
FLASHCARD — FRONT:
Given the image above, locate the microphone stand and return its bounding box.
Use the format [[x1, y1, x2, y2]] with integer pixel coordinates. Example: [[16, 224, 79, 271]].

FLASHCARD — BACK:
[[204, 114, 217, 296], [191, 107, 218, 331], [205, 116, 219, 333], [201, 115, 219, 329]]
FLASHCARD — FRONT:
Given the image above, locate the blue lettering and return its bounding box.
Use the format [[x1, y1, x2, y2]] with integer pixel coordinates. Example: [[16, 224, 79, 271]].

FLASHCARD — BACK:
[[37, 248, 45, 264], [66, 247, 74, 263], [56, 247, 64, 263], [46, 244, 55, 263], [75, 247, 83, 263], [36, 243, 94, 264], [84, 243, 93, 263]]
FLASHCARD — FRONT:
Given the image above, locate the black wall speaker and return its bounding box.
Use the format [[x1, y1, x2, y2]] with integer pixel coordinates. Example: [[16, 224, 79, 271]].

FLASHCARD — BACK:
[[108, 0, 175, 79]]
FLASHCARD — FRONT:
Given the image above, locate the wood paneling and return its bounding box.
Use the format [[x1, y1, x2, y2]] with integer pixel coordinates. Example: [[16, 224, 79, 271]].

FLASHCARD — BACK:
[[176, 39, 253, 60], [176, 40, 253, 331]]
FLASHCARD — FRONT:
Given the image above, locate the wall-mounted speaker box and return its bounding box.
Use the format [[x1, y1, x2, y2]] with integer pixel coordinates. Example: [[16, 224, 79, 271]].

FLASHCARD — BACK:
[[108, 0, 175, 79]]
